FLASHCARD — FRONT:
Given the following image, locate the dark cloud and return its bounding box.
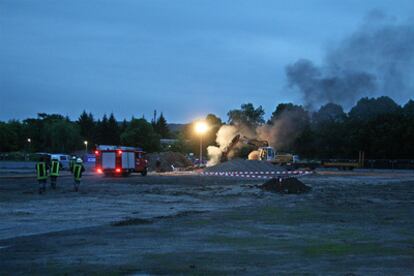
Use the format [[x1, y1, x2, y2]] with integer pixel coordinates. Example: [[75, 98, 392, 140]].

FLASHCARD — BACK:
[[286, 11, 414, 109]]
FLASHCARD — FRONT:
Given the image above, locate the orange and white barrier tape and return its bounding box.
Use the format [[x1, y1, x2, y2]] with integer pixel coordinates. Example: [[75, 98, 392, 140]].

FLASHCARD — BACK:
[[201, 170, 312, 179]]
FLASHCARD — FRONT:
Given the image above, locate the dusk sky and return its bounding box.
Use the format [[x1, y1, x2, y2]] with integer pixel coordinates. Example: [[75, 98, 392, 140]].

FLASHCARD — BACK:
[[1, 0, 413, 123]]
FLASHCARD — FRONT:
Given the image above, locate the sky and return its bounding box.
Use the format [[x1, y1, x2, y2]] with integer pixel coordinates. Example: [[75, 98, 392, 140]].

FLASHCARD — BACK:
[[1, 0, 413, 123]]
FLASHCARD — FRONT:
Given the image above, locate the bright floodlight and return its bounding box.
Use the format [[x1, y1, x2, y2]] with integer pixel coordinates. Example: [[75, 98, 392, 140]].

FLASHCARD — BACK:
[[195, 121, 208, 134], [84, 140, 88, 145]]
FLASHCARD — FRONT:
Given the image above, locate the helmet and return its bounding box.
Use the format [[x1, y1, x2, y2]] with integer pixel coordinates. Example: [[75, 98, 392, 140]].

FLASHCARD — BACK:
[[76, 158, 83, 163], [72, 156, 77, 160]]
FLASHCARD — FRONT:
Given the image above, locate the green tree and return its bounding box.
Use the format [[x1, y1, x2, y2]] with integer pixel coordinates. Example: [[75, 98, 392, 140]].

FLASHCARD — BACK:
[[309, 103, 348, 158], [154, 113, 170, 138], [120, 119, 128, 134], [313, 103, 346, 124], [120, 118, 160, 152], [403, 99, 414, 117], [7, 120, 24, 150], [107, 113, 120, 145], [268, 103, 310, 152], [0, 122, 19, 152], [349, 96, 401, 121], [205, 114, 222, 145], [77, 111, 96, 145], [227, 103, 265, 128], [96, 114, 109, 144], [48, 120, 82, 152], [180, 114, 223, 155]]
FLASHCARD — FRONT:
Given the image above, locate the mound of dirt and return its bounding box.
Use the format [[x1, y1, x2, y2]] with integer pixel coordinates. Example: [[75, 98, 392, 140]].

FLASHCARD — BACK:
[[146, 152, 193, 172], [260, 177, 311, 194], [204, 159, 285, 172]]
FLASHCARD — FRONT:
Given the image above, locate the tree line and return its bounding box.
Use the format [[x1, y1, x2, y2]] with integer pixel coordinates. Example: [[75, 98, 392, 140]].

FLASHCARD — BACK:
[[1, 96, 414, 159], [221, 97, 414, 159], [0, 111, 171, 153], [156, 96, 414, 160]]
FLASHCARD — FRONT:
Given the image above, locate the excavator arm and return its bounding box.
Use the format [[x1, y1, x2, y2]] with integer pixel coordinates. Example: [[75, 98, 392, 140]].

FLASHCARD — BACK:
[[241, 136, 269, 147], [220, 134, 241, 162], [220, 134, 269, 162]]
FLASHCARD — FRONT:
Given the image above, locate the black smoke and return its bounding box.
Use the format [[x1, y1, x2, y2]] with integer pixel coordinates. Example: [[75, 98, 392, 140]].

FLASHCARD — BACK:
[[286, 11, 414, 109]]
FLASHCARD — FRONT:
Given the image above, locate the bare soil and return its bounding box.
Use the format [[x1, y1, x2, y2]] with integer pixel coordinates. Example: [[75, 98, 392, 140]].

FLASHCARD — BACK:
[[0, 169, 413, 274]]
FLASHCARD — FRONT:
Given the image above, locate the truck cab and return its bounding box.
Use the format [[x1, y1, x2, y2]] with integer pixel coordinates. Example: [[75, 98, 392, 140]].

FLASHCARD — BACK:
[[257, 147, 276, 161]]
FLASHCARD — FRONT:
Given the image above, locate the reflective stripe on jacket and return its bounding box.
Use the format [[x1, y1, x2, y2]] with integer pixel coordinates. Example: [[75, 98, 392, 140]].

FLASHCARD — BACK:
[[73, 164, 83, 181], [36, 162, 48, 180], [50, 160, 60, 177]]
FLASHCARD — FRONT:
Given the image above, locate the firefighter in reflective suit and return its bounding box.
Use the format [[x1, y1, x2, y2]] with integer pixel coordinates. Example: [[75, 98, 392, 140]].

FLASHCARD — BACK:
[[36, 156, 49, 194], [73, 158, 85, 192], [49, 157, 60, 189]]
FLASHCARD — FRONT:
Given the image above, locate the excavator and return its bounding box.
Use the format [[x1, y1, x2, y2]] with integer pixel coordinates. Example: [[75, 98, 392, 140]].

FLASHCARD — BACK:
[[220, 134, 276, 162], [220, 134, 301, 166]]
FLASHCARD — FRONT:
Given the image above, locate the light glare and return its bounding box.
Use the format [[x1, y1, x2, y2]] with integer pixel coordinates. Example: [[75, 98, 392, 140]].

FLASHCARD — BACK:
[[195, 121, 208, 134]]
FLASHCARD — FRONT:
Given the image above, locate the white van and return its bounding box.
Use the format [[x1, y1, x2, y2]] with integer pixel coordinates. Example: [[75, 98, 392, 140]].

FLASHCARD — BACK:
[[50, 154, 71, 170]]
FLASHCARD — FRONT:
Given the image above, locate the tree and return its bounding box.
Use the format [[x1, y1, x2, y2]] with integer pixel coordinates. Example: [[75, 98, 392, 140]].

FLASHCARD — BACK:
[[179, 114, 223, 155], [227, 103, 265, 128], [268, 103, 308, 123], [120, 118, 160, 152], [349, 96, 401, 121], [403, 99, 414, 117], [120, 119, 128, 134], [96, 114, 110, 144], [107, 113, 120, 145], [266, 103, 310, 152], [205, 113, 223, 146], [48, 120, 82, 152], [0, 122, 19, 152], [154, 113, 170, 138], [313, 103, 346, 125], [77, 111, 95, 145]]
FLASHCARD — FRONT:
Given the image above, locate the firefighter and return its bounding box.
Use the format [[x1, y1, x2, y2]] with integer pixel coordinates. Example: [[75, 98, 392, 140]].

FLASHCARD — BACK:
[[69, 156, 77, 172], [36, 156, 49, 194], [49, 157, 60, 189], [73, 158, 85, 192]]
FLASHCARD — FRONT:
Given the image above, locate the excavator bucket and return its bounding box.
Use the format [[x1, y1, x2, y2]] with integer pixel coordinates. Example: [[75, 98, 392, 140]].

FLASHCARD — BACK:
[[220, 134, 241, 163]]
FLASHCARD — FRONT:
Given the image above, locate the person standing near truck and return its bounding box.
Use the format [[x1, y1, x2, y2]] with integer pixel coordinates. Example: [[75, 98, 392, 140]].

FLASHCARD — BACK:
[[36, 156, 49, 194], [69, 156, 77, 172], [49, 157, 60, 189], [73, 158, 85, 192]]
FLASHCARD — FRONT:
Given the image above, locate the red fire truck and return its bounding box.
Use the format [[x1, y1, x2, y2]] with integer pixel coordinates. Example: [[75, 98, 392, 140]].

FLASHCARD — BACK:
[[95, 145, 148, 176]]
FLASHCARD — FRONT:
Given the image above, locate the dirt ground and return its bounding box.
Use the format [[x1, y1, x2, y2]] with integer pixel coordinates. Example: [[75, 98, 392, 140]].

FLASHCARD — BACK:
[[0, 169, 414, 275]]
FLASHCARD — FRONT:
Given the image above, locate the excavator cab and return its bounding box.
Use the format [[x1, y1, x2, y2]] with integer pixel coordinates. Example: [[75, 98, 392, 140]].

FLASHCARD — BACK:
[[258, 146, 275, 161]]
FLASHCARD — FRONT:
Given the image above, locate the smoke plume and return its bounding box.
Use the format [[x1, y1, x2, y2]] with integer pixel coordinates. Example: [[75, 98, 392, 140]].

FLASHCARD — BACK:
[[256, 106, 308, 151], [287, 11, 414, 109], [206, 125, 238, 166]]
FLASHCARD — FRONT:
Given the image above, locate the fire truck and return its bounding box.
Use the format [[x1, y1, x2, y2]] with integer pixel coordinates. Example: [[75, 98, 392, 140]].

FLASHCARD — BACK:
[[95, 145, 148, 176]]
